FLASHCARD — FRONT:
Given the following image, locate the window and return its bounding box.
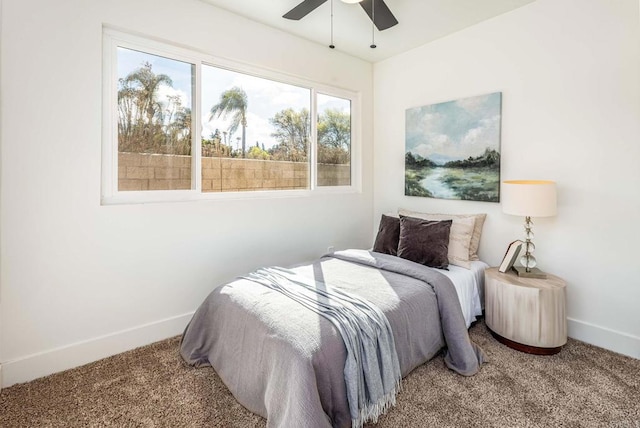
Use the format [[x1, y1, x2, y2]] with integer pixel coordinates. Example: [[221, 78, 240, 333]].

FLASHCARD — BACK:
[[201, 65, 311, 192], [102, 29, 359, 204], [116, 48, 194, 191], [317, 94, 351, 187]]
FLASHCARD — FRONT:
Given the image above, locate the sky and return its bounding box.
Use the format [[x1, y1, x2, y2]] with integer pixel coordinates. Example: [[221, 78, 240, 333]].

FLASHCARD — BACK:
[[405, 92, 502, 164], [117, 47, 350, 150]]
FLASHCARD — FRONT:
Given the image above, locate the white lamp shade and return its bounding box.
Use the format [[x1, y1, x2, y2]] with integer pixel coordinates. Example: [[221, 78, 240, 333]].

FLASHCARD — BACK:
[[502, 180, 557, 217]]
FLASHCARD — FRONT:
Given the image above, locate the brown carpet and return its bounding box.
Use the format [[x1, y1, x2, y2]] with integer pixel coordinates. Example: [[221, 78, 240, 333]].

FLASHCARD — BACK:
[[1, 321, 638, 428]]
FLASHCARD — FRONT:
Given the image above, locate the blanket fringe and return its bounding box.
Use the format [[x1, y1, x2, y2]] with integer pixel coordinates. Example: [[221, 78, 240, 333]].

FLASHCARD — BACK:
[[351, 381, 402, 428]]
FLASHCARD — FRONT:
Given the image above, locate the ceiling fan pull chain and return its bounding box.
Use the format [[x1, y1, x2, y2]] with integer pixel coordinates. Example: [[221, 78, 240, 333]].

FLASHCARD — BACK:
[[329, 0, 335, 48], [370, 0, 377, 48]]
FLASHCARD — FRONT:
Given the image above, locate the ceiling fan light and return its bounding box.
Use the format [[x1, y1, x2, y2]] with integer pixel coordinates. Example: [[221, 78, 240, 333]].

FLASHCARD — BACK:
[[341, 0, 362, 3]]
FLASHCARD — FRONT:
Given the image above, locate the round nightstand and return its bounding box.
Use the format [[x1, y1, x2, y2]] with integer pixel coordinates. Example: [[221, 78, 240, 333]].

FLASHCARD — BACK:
[[484, 267, 567, 355]]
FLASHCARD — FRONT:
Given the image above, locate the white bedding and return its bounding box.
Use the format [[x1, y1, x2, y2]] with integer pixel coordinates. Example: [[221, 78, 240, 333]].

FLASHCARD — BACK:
[[440, 260, 488, 328]]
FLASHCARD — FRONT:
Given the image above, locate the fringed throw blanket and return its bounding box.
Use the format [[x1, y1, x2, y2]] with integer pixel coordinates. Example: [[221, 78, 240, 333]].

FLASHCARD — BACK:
[[329, 250, 485, 376], [245, 267, 401, 428]]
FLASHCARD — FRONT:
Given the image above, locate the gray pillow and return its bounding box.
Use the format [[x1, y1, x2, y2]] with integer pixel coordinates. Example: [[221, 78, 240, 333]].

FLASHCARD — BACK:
[[397, 216, 452, 269], [373, 214, 400, 255]]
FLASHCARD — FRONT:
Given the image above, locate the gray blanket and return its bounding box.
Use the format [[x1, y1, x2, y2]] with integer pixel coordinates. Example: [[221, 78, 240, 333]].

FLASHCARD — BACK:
[[330, 250, 485, 375], [181, 250, 484, 428], [244, 266, 401, 428]]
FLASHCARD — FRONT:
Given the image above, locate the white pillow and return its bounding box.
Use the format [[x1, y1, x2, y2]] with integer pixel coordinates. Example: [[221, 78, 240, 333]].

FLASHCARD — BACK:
[[399, 209, 486, 261], [398, 209, 475, 269]]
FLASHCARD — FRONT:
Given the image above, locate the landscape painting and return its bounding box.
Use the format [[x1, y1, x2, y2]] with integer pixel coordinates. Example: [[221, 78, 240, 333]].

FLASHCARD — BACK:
[[405, 92, 501, 202]]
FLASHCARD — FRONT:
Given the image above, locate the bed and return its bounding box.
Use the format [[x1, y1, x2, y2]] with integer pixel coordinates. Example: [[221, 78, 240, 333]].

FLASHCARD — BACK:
[[180, 247, 487, 428], [441, 260, 488, 327]]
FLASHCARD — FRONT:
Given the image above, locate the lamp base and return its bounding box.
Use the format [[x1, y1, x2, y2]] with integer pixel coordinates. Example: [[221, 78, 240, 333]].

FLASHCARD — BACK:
[[512, 266, 547, 279]]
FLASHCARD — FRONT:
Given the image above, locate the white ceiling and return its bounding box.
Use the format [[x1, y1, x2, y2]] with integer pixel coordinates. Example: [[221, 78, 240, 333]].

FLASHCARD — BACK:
[[199, 0, 535, 62]]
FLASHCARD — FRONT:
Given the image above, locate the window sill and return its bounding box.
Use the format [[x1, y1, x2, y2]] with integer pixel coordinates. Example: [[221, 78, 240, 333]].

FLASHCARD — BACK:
[[100, 186, 361, 206]]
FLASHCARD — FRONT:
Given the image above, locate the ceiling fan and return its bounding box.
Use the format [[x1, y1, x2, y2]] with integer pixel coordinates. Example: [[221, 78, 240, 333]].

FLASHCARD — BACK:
[[283, 0, 398, 31]]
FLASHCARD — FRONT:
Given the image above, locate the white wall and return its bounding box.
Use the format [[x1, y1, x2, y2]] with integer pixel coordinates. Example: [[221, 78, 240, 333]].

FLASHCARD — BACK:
[[373, 0, 640, 358], [0, 0, 373, 386], [0, 0, 4, 391]]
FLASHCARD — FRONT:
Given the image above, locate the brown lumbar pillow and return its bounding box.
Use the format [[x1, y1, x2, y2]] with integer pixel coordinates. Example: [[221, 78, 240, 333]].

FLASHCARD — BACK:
[[398, 209, 486, 261]]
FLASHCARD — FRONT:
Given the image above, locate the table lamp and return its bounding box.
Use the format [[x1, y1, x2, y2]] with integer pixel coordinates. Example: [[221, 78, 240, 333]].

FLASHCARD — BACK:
[[502, 180, 557, 278]]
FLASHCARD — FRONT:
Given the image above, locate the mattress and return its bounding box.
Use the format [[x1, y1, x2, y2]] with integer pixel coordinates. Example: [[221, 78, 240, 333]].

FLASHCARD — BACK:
[[439, 260, 488, 328]]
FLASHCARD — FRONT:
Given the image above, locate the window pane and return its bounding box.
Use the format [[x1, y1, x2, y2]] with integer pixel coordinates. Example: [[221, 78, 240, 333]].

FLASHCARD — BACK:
[[201, 64, 311, 192], [317, 94, 351, 186], [116, 47, 194, 191]]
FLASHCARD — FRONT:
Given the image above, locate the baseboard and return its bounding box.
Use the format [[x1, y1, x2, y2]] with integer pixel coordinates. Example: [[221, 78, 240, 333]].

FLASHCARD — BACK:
[[3, 314, 636, 388], [567, 317, 640, 359], [1, 312, 194, 388]]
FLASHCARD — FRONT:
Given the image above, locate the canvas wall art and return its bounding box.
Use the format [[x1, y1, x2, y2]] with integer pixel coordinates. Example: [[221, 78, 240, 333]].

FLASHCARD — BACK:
[[405, 92, 501, 202]]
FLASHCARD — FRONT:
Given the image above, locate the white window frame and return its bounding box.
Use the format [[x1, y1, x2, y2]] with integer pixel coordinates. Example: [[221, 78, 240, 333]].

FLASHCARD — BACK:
[[102, 28, 361, 205]]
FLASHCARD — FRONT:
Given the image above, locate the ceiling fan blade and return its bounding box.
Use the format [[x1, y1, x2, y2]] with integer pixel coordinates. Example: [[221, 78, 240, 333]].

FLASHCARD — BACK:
[[359, 0, 398, 31], [283, 0, 328, 20]]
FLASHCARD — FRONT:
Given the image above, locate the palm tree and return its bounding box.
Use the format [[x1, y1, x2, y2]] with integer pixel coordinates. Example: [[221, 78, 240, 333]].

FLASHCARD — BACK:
[[209, 87, 248, 157], [118, 62, 180, 153], [124, 62, 173, 127]]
